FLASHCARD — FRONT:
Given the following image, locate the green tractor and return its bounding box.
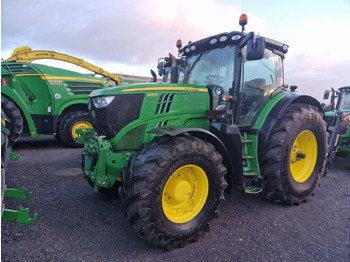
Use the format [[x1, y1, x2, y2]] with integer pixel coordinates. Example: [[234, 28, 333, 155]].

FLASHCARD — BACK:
[[1, 46, 121, 147], [323, 86, 350, 163], [81, 14, 327, 248]]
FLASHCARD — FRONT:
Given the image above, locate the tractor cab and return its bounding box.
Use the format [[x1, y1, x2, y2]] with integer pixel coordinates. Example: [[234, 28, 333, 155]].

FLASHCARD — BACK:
[[337, 87, 350, 112], [157, 14, 289, 127], [323, 86, 350, 113]]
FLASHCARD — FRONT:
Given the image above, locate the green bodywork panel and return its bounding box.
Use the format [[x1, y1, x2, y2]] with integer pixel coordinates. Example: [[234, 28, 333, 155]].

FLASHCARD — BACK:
[[1, 62, 114, 137], [252, 92, 293, 130], [242, 91, 295, 177], [325, 86, 350, 153], [325, 110, 350, 153], [82, 83, 211, 189], [339, 126, 350, 152]]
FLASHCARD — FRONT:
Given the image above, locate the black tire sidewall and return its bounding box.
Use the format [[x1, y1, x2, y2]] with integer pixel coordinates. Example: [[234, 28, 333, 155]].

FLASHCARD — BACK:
[[59, 111, 91, 147], [261, 103, 327, 204], [121, 136, 227, 247], [278, 106, 327, 200], [282, 117, 325, 197], [152, 151, 222, 237]]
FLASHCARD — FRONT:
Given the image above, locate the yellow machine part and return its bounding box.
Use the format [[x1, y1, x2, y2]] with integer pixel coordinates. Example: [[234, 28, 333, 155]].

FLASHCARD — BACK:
[[5, 46, 122, 85]]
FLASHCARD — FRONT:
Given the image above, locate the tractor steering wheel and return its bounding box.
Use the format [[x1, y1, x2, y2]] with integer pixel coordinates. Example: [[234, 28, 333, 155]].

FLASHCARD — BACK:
[[206, 75, 225, 85]]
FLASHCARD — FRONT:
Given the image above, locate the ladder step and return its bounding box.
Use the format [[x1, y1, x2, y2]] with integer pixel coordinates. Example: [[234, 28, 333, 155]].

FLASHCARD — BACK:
[[244, 171, 259, 176], [245, 186, 262, 194], [243, 154, 255, 159], [242, 139, 253, 143]]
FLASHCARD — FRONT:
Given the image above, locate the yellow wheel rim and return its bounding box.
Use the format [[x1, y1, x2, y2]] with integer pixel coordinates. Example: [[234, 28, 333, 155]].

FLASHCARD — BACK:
[[162, 164, 209, 224], [72, 121, 93, 138], [290, 130, 318, 183]]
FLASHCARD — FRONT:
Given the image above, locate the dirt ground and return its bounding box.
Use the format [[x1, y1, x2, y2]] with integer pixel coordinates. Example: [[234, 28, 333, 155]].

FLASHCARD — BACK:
[[1, 138, 350, 261]]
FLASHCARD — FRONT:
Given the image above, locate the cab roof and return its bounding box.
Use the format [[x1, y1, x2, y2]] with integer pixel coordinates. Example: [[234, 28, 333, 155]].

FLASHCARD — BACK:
[[180, 31, 288, 57]]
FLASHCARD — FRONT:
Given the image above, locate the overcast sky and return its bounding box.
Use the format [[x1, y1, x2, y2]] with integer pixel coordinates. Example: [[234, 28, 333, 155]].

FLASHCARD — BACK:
[[2, 0, 350, 101]]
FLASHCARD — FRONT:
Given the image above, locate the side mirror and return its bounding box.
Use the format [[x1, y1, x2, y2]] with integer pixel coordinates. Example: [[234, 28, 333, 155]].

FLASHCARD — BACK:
[[323, 91, 330, 99], [246, 37, 265, 61]]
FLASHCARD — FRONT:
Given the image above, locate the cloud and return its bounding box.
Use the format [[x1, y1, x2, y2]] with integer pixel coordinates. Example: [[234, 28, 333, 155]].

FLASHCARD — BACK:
[[1, 0, 244, 66], [285, 55, 350, 102], [2, 0, 349, 100]]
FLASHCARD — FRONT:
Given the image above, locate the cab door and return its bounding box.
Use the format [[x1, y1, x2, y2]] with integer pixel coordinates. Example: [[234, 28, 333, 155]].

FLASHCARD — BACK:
[[238, 48, 284, 126]]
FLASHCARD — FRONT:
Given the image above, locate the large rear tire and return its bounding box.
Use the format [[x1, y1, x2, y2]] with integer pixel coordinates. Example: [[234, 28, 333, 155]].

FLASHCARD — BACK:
[[120, 136, 227, 249], [261, 103, 327, 204], [59, 111, 93, 148], [1, 95, 23, 147]]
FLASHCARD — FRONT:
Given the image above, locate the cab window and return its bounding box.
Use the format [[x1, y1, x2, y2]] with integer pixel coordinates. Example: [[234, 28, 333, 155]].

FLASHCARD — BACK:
[[239, 48, 284, 125]]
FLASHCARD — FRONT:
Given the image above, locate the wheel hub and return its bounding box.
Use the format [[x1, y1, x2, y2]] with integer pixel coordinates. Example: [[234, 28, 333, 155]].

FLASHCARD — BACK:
[[166, 178, 191, 202], [290, 130, 318, 183], [162, 165, 208, 224]]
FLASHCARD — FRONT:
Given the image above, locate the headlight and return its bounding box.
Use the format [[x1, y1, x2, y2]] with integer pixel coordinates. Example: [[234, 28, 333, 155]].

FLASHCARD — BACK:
[[215, 86, 223, 96], [92, 96, 115, 109]]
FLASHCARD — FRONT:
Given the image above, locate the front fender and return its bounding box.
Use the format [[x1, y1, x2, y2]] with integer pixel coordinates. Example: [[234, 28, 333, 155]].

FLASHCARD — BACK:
[[148, 125, 242, 192]]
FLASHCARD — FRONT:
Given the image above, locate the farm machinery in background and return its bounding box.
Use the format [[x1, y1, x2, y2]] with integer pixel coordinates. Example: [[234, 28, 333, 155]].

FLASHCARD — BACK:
[[1, 46, 121, 147], [323, 86, 350, 167], [80, 14, 329, 249]]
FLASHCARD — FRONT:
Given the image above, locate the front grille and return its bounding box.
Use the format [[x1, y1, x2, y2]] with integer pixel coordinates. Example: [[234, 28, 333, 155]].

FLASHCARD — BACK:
[[90, 94, 145, 139], [67, 82, 103, 95]]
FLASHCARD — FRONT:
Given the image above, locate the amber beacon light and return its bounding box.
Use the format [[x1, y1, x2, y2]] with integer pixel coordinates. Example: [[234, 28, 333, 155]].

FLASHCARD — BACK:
[[239, 14, 248, 26], [239, 14, 248, 33]]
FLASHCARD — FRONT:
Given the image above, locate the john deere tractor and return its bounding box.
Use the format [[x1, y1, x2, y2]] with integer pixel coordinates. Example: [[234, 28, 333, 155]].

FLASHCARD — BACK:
[[1, 46, 121, 147], [81, 14, 327, 248], [323, 87, 350, 165]]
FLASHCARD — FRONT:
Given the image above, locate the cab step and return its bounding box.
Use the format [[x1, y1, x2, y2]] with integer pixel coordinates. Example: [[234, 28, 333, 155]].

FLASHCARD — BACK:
[[243, 170, 259, 176], [244, 186, 262, 194], [243, 154, 255, 159]]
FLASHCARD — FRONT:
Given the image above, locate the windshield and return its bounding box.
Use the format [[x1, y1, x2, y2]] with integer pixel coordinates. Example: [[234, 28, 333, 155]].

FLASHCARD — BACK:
[[184, 45, 236, 108], [338, 91, 350, 111]]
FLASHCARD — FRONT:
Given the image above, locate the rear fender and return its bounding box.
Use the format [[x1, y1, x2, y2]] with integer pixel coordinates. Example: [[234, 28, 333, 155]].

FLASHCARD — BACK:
[[257, 94, 324, 160]]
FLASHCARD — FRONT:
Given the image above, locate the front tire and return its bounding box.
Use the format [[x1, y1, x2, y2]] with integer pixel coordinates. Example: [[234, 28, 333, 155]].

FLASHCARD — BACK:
[[120, 136, 227, 249], [261, 103, 327, 204], [59, 111, 93, 147]]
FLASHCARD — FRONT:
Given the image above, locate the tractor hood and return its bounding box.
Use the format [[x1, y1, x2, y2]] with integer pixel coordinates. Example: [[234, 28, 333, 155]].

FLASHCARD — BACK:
[[88, 83, 210, 140], [89, 82, 208, 97]]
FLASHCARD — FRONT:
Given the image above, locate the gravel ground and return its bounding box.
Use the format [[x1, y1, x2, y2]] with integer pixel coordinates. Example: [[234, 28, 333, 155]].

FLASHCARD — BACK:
[[1, 138, 350, 262]]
